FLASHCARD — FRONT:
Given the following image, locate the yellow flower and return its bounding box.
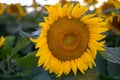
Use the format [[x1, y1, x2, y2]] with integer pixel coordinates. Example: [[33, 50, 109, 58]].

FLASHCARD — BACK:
[[96, 0, 120, 18], [59, 0, 69, 5], [7, 3, 26, 18], [0, 3, 4, 15], [33, 0, 37, 10], [31, 3, 108, 77], [0, 36, 5, 47], [84, 0, 98, 5], [106, 13, 120, 34]]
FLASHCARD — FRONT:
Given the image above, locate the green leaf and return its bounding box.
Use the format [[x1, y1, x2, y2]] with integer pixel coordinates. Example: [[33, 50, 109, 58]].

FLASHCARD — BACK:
[[108, 62, 120, 80], [16, 51, 38, 69], [98, 73, 118, 80], [0, 36, 15, 59], [0, 45, 13, 59], [98, 51, 107, 59], [11, 36, 31, 55], [106, 47, 120, 64], [95, 54, 108, 75], [60, 68, 99, 80], [106, 47, 120, 79], [31, 74, 52, 80], [76, 69, 99, 80], [4, 36, 15, 46], [4, 36, 31, 61]]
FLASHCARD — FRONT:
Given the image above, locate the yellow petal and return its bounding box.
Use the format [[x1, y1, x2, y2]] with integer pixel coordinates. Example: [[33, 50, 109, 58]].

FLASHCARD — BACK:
[[36, 44, 48, 57], [62, 4, 68, 16], [35, 37, 47, 48], [90, 33, 106, 41], [63, 61, 71, 75], [89, 40, 105, 51], [43, 17, 52, 25], [86, 53, 96, 67], [0, 36, 5, 47], [88, 45, 97, 58], [39, 22, 50, 30], [57, 63, 64, 77], [89, 27, 108, 33], [80, 58, 88, 71], [66, 3, 74, 17], [71, 60, 77, 75], [55, 3, 63, 17], [75, 59, 84, 74], [84, 18, 103, 24], [71, 3, 80, 17], [43, 52, 51, 69], [72, 5, 88, 18], [81, 13, 96, 21]]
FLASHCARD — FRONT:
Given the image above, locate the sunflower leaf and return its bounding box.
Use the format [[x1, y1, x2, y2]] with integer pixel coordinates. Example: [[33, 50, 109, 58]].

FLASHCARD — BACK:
[[106, 47, 120, 64], [107, 61, 120, 79], [76, 69, 99, 80], [60, 68, 99, 80], [98, 51, 107, 59], [0, 36, 16, 59], [11, 36, 31, 55], [16, 51, 38, 69], [31, 74, 52, 80]]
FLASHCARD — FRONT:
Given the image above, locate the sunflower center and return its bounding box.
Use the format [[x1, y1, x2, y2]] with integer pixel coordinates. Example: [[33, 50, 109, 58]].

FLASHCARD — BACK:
[[47, 17, 89, 61], [111, 16, 120, 30], [102, 3, 115, 11], [60, 32, 80, 51], [63, 33, 77, 47], [10, 5, 19, 13]]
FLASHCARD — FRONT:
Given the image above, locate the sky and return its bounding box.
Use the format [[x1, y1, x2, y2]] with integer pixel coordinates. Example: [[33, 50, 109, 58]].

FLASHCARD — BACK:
[[0, 0, 107, 6], [0, 0, 108, 13], [0, 0, 59, 6]]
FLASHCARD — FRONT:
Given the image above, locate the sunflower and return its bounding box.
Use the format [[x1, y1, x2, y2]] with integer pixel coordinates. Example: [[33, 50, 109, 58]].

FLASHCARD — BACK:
[[84, 0, 98, 5], [7, 3, 26, 17], [0, 36, 5, 47], [31, 3, 108, 76], [33, 0, 37, 10], [0, 3, 4, 15], [96, 0, 120, 18], [106, 13, 120, 34], [59, 0, 66, 5]]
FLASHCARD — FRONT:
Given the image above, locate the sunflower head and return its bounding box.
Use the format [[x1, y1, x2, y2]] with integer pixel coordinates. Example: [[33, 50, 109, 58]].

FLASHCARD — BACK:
[[106, 13, 120, 34], [0, 3, 4, 15], [59, 0, 68, 5], [0, 36, 5, 47], [33, 0, 37, 10], [96, 0, 120, 18], [84, 0, 98, 5], [31, 2, 108, 77], [7, 3, 26, 18]]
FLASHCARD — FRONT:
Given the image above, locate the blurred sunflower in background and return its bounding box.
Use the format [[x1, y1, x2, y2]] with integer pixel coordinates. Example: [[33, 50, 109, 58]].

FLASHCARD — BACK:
[[32, 0, 37, 10], [0, 3, 4, 15], [59, 0, 77, 6], [83, 0, 98, 5], [59, 0, 69, 5], [0, 36, 5, 47], [106, 13, 120, 35], [31, 2, 108, 77], [7, 3, 26, 18], [96, 0, 120, 18]]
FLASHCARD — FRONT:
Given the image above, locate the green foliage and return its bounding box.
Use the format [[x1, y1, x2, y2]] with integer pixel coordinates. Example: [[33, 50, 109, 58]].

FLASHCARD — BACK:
[[11, 36, 31, 56], [98, 73, 118, 80], [107, 62, 120, 79], [17, 51, 38, 69], [106, 47, 120, 64], [0, 2, 120, 80]]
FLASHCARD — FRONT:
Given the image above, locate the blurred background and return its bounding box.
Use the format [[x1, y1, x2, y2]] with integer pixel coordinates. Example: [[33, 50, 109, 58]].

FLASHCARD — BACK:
[[0, 0, 120, 80]]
